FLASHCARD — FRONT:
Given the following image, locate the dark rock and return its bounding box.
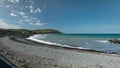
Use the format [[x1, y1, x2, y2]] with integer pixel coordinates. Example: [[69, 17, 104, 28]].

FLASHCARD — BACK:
[[0, 49, 3, 51], [108, 39, 120, 44]]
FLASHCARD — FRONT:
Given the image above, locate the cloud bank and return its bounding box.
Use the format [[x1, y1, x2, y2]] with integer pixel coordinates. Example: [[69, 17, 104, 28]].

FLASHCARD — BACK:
[[0, 20, 21, 29]]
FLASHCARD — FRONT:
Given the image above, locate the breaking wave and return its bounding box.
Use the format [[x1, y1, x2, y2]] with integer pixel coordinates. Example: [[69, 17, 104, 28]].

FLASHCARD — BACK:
[[95, 40, 109, 43], [26, 34, 88, 50]]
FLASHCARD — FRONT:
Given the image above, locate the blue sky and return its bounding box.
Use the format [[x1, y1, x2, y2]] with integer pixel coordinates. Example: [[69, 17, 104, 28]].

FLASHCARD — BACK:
[[0, 0, 120, 33]]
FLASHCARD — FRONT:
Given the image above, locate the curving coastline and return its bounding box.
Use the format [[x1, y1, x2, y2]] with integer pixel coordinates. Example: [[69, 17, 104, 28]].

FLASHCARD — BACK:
[[26, 35, 89, 50], [0, 36, 120, 68], [26, 34, 120, 54]]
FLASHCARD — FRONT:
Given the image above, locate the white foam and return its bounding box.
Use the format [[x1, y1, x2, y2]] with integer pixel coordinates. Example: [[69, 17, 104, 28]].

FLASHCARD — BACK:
[[31, 34, 47, 39], [95, 40, 109, 43], [26, 35, 88, 50]]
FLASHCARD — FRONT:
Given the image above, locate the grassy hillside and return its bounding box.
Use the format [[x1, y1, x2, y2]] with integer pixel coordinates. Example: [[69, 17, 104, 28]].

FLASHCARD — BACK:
[[0, 29, 62, 37]]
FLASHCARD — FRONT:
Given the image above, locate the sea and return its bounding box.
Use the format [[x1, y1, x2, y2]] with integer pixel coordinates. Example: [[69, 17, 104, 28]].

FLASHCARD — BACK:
[[26, 34, 120, 53]]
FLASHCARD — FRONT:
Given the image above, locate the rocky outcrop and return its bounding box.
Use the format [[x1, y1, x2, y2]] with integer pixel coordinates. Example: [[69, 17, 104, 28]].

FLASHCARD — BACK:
[[108, 39, 120, 44]]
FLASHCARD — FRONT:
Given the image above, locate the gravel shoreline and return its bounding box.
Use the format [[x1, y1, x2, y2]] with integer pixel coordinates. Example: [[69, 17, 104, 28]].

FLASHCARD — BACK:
[[0, 37, 67, 68], [0, 36, 120, 68]]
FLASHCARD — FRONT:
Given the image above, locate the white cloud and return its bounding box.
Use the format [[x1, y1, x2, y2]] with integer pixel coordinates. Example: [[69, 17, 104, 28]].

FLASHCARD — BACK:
[[0, 20, 21, 29], [23, 16, 28, 18], [34, 8, 42, 13], [15, 0, 19, 2], [8, 0, 19, 4], [29, 6, 33, 9], [37, 8, 42, 13], [30, 9, 33, 13], [29, 22, 44, 26], [35, 23, 44, 26], [11, 10, 44, 26], [21, 16, 45, 26], [30, 8, 42, 13], [0, 0, 45, 28], [19, 12, 25, 15], [25, 19, 30, 22], [10, 8, 44, 26], [10, 13, 17, 16], [11, 10, 25, 16], [29, 6, 34, 13], [29, 6, 42, 13], [30, 22, 33, 25], [6, 5, 10, 8]]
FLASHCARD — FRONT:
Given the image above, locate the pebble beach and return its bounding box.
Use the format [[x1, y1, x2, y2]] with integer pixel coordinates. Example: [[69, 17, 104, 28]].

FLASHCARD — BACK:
[[0, 36, 120, 68]]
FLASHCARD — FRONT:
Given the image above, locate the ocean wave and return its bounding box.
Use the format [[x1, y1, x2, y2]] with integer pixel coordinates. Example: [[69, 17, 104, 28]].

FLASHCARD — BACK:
[[95, 40, 109, 43], [31, 34, 47, 39], [26, 35, 88, 50]]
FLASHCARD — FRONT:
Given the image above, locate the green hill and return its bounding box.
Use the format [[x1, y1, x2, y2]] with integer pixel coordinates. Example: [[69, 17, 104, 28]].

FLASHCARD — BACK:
[[0, 29, 62, 37]]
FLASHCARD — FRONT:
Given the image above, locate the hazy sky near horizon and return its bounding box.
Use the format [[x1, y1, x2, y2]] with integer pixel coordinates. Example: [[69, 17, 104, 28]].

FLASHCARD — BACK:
[[0, 0, 120, 33]]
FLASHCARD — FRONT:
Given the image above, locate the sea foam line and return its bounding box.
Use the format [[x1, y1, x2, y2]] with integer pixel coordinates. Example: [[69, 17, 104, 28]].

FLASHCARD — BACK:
[[95, 40, 109, 43], [26, 35, 88, 50]]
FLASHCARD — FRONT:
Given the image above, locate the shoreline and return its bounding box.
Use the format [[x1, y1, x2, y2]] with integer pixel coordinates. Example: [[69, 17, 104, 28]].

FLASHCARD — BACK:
[[11, 37, 111, 55], [26, 34, 120, 54], [18, 37, 118, 55], [0, 36, 67, 68], [1, 36, 120, 68]]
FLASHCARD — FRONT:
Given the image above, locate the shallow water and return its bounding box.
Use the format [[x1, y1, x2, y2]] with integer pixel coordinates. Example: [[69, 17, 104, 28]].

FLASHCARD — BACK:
[[27, 34, 120, 53]]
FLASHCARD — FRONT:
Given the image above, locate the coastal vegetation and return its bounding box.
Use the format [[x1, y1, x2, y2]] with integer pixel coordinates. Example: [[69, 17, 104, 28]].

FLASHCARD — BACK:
[[0, 28, 62, 37]]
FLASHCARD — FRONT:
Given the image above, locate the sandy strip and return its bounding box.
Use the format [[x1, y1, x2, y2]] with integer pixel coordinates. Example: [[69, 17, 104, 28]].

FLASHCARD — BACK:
[[0, 37, 120, 68]]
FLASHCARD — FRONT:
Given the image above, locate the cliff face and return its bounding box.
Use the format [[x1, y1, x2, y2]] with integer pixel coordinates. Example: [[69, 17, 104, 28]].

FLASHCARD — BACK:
[[0, 29, 62, 37]]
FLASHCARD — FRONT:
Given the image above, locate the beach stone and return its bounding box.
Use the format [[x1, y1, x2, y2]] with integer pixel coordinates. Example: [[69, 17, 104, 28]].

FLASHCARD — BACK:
[[5, 52, 9, 55], [0, 49, 3, 51], [21, 63, 31, 68], [95, 64, 103, 68]]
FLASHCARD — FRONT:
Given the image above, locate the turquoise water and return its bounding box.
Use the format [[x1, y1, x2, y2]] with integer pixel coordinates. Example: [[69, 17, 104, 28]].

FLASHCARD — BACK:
[[31, 34, 120, 53]]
